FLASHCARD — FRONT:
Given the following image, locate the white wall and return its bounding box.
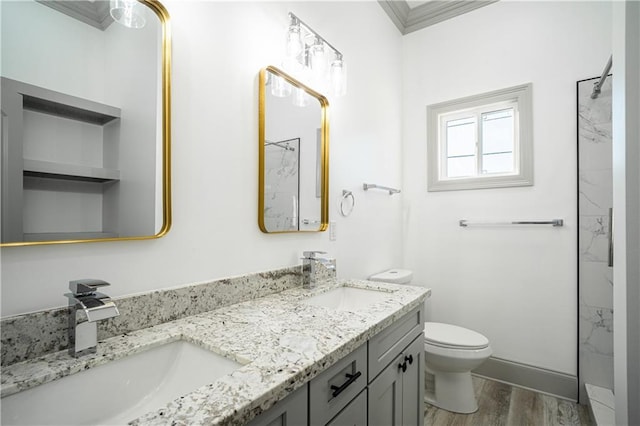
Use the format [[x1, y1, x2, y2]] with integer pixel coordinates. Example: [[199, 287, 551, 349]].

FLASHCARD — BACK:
[[402, 1, 612, 374], [0, 1, 106, 101], [0, 1, 405, 317]]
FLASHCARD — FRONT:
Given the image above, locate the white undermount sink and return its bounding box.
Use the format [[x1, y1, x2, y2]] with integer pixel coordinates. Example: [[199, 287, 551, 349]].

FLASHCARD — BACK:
[[1, 340, 242, 425], [302, 286, 391, 312]]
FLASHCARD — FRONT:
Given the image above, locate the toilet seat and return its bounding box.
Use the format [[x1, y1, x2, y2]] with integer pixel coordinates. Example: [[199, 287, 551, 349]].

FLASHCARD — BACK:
[[424, 322, 489, 350]]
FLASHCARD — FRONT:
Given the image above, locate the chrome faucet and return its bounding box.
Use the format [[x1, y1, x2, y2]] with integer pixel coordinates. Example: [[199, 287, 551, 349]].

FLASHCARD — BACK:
[[67, 279, 120, 357], [301, 251, 336, 289]]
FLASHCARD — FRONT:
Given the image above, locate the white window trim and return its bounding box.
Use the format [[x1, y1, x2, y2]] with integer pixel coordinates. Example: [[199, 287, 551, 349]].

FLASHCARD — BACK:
[[427, 83, 533, 191]]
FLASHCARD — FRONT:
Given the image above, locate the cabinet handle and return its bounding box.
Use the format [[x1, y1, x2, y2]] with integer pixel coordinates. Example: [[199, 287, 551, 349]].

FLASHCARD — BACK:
[[398, 361, 407, 373], [405, 354, 413, 365], [330, 371, 362, 398]]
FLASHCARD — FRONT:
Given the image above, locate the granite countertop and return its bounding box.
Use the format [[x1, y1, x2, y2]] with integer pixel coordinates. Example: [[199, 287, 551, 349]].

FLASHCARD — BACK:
[[1, 279, 430, 425]]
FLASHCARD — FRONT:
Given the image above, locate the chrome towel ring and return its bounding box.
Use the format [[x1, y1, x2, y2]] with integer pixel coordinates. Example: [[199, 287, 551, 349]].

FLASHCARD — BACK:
[[340, 190, 355, 217]]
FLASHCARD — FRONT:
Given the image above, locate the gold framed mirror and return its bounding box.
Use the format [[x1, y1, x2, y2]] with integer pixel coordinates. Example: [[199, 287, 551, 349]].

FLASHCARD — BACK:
[[258, 66, 329, 233], [0, 0, 171, 247]]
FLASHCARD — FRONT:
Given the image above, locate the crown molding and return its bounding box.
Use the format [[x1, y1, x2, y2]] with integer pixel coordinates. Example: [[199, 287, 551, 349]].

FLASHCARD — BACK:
[[378, 0, 499, 35], [36, 0, 114, 31]]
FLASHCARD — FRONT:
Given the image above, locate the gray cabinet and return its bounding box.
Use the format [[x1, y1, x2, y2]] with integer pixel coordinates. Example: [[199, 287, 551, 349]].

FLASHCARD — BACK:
[[247, 384, 308, 426], [400, 335, 425, 425], [1, 77, 121, 243], [368, 335, 424, 426], [326, 389, 367, 426], [368, 305, 423, 381], [249, 306, 424, 426], [368, 305, 424, 426], [368, 353, 402, 426], [310, 343, 367, 426]]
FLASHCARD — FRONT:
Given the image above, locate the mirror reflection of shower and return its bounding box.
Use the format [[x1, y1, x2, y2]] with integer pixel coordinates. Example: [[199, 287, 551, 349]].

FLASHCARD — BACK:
[[259, 66, 328, 234], [264, 138, 300, 231]]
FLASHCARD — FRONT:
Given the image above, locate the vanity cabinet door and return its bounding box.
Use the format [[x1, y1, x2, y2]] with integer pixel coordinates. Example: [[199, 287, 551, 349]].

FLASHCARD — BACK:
[[247, 384, 308, 426], [401, 334, 425, 426], [325, 388, 367, 426], [368, 353, 403, 426], [368, 335, 424, 426]]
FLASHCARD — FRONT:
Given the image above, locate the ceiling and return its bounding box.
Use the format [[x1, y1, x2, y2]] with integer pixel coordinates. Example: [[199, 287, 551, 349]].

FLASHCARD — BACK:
[[38, 0, 496, 36], [378, 0, 498, 35]]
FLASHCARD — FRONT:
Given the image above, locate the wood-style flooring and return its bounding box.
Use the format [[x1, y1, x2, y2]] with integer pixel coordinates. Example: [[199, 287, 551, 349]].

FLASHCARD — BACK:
[[424, 376, 593, 426]]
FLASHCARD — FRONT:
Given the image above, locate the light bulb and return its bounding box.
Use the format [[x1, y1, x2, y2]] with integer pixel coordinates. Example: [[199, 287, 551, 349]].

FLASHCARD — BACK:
[[330, 58, 347, 97]]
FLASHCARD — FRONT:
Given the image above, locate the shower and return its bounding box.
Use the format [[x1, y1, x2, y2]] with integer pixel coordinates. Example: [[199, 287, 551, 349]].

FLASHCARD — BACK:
[[590, 55, 612, 99], [263, 137, 301, 231], [577, 56, 614, 411]]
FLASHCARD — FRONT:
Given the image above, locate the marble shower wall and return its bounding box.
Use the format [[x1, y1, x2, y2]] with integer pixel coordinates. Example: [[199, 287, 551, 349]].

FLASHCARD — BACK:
[[577, 77, 613, 404], [264, 139, 300, 231]]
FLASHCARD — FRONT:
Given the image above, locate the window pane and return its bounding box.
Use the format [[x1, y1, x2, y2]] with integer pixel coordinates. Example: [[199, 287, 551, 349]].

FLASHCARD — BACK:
[[482, 108, 514, 155], [446, 117, 475, 157], [482, 152, 513, 174], [447, 156, 475, 178], [427, 83, 532, 191]]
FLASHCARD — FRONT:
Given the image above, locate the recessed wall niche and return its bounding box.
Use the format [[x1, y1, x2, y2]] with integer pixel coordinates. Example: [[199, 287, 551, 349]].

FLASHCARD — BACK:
[[2, 77, 122, 242]]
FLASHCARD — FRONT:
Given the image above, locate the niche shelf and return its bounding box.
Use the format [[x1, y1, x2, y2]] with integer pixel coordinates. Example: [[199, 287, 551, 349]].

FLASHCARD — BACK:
[[22, 93, 120, 125], [1, 77, 122, 243], [23, 159, 120, 183]]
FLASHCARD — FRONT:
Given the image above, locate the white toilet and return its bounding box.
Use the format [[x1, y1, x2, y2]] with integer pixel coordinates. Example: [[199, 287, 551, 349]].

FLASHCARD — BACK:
[[368, 269, 492, 414]]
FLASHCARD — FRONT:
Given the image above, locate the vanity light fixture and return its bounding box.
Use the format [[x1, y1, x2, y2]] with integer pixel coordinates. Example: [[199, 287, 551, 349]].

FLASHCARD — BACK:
[[284, 12, 347, 97], [110, 0, 146, 29]]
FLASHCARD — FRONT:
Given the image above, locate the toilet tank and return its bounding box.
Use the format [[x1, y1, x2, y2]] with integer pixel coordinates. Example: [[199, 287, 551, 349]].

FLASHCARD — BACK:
[[368, 269, 413, 284]]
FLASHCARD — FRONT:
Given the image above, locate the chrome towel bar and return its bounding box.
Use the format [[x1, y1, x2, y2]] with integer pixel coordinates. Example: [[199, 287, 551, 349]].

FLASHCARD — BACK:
[[363, 183, 401, 195], [459, 219, 564, 227]]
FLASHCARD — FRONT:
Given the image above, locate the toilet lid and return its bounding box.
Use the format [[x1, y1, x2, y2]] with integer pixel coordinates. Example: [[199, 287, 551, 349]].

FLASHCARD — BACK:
[[424, 322, 489, 349], [368, 269, 413, 284]]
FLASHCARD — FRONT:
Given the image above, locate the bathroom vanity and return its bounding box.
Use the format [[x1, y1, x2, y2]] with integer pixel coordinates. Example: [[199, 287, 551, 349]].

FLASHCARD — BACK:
[[249, 303, 425, 426], [1, 278, 429, 425]]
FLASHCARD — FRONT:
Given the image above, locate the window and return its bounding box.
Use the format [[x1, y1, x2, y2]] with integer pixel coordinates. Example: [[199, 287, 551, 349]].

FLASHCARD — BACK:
[[427, 84, 533, 191]]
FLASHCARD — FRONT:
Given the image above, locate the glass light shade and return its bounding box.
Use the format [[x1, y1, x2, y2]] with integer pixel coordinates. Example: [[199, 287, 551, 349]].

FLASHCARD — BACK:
[[309, 43, 326, 75], [292, 87, 310, 107], [309, 42, 327, 91], [110, 0, 146, 29], [286, 25, 303, 58], [270, 75, 292, 98], [330, 59, 347, 97]]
